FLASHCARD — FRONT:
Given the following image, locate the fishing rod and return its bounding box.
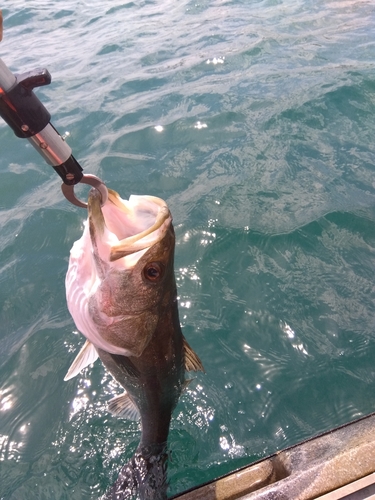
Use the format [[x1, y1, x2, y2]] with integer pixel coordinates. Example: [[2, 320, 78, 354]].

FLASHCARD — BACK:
[[0, 14, 107, 208]]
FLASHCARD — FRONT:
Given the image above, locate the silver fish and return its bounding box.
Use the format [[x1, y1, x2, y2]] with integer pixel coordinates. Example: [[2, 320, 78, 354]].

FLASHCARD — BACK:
[[65, 188, 204, 499]]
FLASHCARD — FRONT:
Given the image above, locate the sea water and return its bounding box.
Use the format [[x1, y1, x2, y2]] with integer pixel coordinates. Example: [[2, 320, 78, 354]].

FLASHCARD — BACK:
[[1, 1, 375, 498]]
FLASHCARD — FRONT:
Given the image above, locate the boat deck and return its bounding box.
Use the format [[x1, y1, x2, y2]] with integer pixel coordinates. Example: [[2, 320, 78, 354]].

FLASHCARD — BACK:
[[173, 412, 375, 500]]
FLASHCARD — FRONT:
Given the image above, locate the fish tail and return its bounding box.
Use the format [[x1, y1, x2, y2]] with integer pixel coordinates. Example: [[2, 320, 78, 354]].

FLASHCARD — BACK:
[[102, 446, 169, 500]]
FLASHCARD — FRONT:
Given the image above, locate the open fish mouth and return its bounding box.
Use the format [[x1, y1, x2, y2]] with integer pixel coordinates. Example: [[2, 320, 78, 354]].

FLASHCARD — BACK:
[[89, 187, 172, 265]]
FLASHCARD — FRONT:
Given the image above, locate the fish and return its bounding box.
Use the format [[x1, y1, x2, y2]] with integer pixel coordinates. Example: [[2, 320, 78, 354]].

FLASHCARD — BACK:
[[64, 187, 204, 500]]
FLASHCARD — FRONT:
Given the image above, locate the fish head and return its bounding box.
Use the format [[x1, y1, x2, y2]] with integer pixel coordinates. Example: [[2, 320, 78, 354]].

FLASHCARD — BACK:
[[66, 188, 177, 358]]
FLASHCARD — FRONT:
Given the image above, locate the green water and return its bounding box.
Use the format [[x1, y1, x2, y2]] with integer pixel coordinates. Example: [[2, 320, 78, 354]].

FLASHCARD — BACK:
[[1, 1, 375, 498]]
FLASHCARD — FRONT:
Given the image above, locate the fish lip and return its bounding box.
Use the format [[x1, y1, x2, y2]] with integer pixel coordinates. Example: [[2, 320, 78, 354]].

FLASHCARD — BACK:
[[88, 188, 172, 263], [109, 204, 171, 261]]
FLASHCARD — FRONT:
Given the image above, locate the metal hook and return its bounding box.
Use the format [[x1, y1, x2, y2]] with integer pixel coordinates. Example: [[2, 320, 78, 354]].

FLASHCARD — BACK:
[[61, 174, 108, 209]]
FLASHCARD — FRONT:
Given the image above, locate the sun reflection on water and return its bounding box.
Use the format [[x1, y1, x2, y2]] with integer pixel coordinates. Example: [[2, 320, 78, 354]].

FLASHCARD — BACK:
[[194, 121, 207, 129], [177, 264, 201, 285], [280, 320, 309, 356], [0, 388, 14, 412], [219, 432, 245, 458], [0, 434, 23, 462], [206, 56, 225, 65], [69, 377, 95, 421], [177, 384, 215, 433], [200, 230, 216, 246], [0, 384, 32, 463]]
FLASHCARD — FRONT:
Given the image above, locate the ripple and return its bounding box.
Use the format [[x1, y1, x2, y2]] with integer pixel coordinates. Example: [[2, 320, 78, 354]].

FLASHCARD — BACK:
[[1, 0, 375, 498]]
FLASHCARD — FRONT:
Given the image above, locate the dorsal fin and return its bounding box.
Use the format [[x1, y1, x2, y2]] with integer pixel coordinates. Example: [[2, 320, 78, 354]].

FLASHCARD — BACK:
[[108, 392, 140, 420], [183, 336, 205, 372], [64, 340, 99, 381]]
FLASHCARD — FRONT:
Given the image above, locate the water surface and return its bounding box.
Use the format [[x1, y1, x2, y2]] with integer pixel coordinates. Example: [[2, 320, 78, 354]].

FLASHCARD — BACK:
[[1, 1, 375, 498]]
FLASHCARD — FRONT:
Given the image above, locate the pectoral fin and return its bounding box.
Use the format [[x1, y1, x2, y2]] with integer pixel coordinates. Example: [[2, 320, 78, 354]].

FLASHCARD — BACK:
[[108, 392, 140, 420], [64, 340, 99, 381], [183, 336, 205, 372]]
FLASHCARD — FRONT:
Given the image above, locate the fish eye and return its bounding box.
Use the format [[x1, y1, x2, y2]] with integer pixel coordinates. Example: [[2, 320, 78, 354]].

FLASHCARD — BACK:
[[143, 262, 164, 282]]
